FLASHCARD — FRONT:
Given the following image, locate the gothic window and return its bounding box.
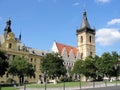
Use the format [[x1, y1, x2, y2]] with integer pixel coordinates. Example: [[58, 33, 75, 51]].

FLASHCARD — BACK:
[[81, 36, 83, 43], [89, 36, 92, 43], [90, 52, 92, 56], [8, 43, 12, 48], [81, 53, 83, 59]]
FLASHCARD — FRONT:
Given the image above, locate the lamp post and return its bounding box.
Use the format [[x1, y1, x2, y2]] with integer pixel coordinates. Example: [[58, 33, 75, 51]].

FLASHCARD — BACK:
[[114, 57, 120, 86], [79, 74, 81, 90], [44, 71, 47, 90], [114, 64, 118, 86], [63, 75, 66, 90]]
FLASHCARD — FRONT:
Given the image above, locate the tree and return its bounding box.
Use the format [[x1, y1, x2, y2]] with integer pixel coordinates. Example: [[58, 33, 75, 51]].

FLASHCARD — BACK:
[[72, 59, 84, 75], [8, 56, 35, 84], [41, 53, 66, 79], [94, 55, 103, 80], [99, 52, 115, 78], [111, 51, 120, 78], [83, 56, 97, 81], [72, 59, 85, 81], [0, 51, 8, 76]]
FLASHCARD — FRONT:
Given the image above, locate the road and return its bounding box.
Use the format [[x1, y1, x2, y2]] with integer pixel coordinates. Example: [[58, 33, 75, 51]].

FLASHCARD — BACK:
[[78, 86, 120, 90]]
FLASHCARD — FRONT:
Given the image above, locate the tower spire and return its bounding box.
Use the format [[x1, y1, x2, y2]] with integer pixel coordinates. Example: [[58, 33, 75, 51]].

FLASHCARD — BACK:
[[80, 10, 91, 29], [4, 18, 12, 38], [4, 18, 12, 32], [19, 32, 21, 41]]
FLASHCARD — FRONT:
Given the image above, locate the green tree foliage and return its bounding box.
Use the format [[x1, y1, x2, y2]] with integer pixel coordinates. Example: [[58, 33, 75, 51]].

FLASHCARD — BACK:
[[72, 51, 120, 81], [72, 59, 84, 75], [8, 56, 35, 83], [95, 51, 120, 79], [84, 56, 97, 80], [0, 51, 8, 76], [41, 53, 66, 78], [98, 52, 116, 78], [72, 56, 98, 81], [111, 51, 120, 77]]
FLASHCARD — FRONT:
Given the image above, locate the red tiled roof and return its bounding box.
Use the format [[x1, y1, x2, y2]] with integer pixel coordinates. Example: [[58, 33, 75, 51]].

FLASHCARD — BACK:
[[55, 42, 77, 57]]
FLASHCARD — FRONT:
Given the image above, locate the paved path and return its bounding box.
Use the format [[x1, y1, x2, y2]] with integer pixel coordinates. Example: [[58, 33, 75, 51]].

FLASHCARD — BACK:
[[18, 82, 120, 90]]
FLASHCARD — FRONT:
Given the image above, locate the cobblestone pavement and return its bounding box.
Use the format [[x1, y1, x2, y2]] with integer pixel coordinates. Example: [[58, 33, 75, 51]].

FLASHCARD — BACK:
[[19, 82, 120, 90]]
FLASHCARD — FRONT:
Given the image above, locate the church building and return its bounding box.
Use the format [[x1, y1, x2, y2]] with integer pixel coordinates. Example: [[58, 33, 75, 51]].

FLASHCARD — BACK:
[[51, 10, 96, 75]]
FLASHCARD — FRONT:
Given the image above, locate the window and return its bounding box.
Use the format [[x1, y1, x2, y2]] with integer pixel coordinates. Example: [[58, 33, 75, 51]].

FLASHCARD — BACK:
[[42, 52, 44, 56], [30, 58, 33, 62], [34, 59, 36, 62], [8, 43, 12, 48], [81, 53, 83, 59], [81, 36, 83, 43], [34, 65, 36, 70], [33, 75, 36, 79], [89, 36, 92, 43], [90, 52, 92, 56]]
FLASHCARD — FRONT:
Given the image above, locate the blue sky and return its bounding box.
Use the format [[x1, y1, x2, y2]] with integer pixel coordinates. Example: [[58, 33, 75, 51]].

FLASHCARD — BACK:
[[0, 0, 120, 56]]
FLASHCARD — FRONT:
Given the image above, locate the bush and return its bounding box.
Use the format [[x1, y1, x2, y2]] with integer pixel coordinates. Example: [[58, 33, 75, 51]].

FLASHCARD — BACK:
[[60, 76, 73, 82]]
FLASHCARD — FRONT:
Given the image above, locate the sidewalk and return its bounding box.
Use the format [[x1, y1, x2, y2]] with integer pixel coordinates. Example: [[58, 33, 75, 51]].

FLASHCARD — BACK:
[[19, 82, 120, 90]]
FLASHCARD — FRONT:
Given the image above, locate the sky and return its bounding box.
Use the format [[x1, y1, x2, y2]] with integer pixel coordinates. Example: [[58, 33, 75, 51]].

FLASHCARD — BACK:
[[0, 0, 120, 56]]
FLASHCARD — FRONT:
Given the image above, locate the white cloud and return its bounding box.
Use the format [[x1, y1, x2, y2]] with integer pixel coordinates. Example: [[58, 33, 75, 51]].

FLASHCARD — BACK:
[[96, 28, 120, 46], [95, 0, 111, 3], [107, 18, 120, 26], [73, 2, 80, 6]]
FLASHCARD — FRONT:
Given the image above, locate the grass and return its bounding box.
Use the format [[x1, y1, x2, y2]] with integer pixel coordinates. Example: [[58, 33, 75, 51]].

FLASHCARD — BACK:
[[1, 87, 18, 90], [27, 81, 86, 88]]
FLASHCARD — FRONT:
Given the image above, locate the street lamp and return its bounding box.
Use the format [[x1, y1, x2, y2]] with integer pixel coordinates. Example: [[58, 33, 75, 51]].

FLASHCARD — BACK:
[[114, 62, 119, 86], [44, 71, 47, 90], [79, 74, 81, 90], [63, 75, 66, 90]]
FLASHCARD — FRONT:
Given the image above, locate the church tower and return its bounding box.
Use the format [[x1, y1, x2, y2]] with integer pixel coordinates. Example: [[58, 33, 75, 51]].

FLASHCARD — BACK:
[[76, 10, 96, 59]]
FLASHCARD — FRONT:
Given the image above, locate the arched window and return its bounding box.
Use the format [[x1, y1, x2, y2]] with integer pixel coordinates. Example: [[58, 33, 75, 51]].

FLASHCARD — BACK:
[[89, 36, 92, 43], [81, 53, 83, 59], [90, 52, 92, 56], [8, 43, 12, 48], [81, 36, 83, 43]]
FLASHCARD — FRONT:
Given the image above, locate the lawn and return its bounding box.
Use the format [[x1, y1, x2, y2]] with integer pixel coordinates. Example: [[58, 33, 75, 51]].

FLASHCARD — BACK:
[[1, 87, 18, 90]]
